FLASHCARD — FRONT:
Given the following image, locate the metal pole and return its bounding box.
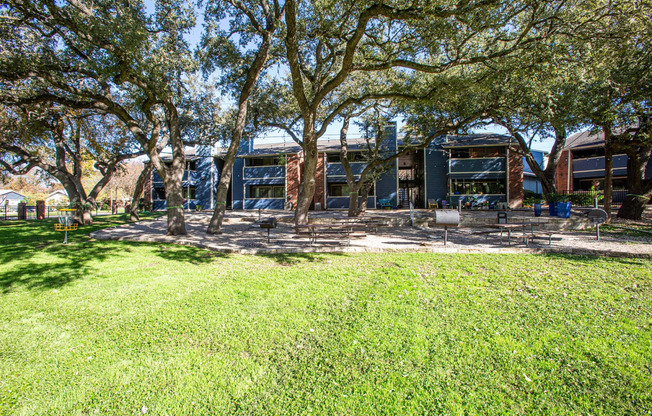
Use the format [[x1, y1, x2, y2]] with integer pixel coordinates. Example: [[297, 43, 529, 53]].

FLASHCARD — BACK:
[[444, 226, 448, 246], [596, 223, 600, 241]]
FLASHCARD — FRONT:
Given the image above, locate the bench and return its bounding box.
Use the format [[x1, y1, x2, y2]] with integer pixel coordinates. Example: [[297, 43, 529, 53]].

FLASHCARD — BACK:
[[335, 219, 383, 233], [523, 231, 554, 247], [294, 224, 367, 246], [377, 199, 392, 209]]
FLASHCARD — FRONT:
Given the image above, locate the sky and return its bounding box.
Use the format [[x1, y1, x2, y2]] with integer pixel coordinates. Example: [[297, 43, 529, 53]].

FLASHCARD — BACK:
[[172, 1, 555, 153]]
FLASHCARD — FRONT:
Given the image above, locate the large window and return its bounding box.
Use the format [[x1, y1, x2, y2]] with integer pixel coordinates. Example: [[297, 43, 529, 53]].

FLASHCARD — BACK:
[[249, 185, 284, 199], [328, 183, 375, 197], [247, 157, 281, 166], [451, 179, 505, 195], [450, 147, 505, 158]]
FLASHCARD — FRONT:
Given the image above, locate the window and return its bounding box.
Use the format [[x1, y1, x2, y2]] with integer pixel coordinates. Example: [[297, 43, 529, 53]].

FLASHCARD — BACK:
[[247, 157, 280, 166], [183, 186, 196, 200], [249, 185, 284, 199], [473, 147, 505, 157], [186, 160, 196, 171], [153, 187, 166, 200], [451, 179, 505, 195], [328, 183, 375, 197]]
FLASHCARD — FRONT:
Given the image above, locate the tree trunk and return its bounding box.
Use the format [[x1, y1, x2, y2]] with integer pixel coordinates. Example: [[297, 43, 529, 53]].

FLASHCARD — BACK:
[[359, 183, 372, 215], [164, 174, 187, 235], [617, 148, 652, 220], [130, 161, 153, 222], [347, 183, 361, 217], [295, 134, 318, 226]]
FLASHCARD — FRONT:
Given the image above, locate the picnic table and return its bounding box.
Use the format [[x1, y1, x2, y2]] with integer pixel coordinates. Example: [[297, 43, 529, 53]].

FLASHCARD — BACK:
[[482, 222, 553, 247], [295, 223, 367, 246]]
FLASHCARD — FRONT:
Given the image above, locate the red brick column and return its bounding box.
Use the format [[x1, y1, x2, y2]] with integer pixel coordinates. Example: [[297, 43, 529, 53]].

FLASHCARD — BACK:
[[555, 150, 572, 193], [508, 146, 523, 208], [313, 152, 326, 210], [286, 154, 301, 209], [18, 202, 27, 220], [36, 200, 45, 220]]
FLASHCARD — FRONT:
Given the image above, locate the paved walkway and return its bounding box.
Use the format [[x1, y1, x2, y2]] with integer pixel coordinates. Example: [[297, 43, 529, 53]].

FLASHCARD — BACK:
[[89, 211, 652, 258]]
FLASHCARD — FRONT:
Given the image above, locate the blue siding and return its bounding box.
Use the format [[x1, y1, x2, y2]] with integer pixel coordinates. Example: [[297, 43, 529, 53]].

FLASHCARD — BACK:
[[424, 145, 448, 202], [244, 199, 284, 210], [573, 154, 628, 179], [232, 158, 245, 209], [374, 123, 398, 208], [243, 166, 285, 180], [524, 176, 542, 194], [523, 151, 545, 175], [449, 158, 505, 174], [194, 155, 215, 210], [326, 162, 366, 177]]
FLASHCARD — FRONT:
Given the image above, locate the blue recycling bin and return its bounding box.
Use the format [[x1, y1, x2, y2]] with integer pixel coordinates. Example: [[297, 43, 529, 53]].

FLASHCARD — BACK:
[[548, 203, 557, 216], [534, 203, 542, 217], [556, 202, 571, 218]]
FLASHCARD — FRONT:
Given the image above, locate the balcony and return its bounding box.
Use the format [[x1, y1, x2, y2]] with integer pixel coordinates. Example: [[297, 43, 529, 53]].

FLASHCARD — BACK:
[[448, 158, 505, 179], [326, 162, 366, 177], [152, 170, 201, 184], [572, 154, 628, 179], [243, 166, 285, 180]]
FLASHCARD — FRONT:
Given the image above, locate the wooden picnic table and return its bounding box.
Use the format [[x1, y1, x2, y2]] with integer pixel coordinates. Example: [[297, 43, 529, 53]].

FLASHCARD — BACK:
[[295, 223, 367, 246]]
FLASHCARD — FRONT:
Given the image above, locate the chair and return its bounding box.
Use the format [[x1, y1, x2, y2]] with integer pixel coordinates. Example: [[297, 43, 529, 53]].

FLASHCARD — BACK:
[[427, 199, 438, 209], [377, 199, 392, 209]]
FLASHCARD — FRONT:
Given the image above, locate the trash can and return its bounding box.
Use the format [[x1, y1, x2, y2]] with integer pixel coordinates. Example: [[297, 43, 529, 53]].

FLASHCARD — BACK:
[[548, 203, 557, 217], [534, 203, 542, 217], [556, 202, 571, 218], [497, 211, 508, 224]]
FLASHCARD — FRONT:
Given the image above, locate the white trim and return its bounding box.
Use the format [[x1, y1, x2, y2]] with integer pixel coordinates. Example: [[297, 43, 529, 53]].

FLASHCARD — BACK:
[[244, 164, 284, 168], [448, 193, 505, 196]]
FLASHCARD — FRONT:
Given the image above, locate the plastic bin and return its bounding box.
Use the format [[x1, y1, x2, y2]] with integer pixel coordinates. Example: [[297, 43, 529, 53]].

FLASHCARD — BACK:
[[548, 203, 557, 217], [556, 202, 571, 218], [534, 203, 542, 217]]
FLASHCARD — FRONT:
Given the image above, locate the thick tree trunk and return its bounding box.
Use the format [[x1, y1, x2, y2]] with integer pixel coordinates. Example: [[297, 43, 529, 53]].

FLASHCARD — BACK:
[[601, 125, 614, 220], [130, 161, 153, 222], [359, 183, 372, 215], [295, 135, 318, 226], [164, 174, 187, 235], [617, 148, 652, 220], [347, 183, 361, 217]]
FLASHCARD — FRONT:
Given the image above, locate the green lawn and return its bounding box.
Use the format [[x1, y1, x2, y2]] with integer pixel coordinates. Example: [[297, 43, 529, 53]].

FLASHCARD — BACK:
[[0, 217, 651, 415]]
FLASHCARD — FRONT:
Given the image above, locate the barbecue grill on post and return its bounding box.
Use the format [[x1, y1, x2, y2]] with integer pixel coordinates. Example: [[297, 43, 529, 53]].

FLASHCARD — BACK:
[[432, 210, 460, 245], [259, 217, 277, 243]]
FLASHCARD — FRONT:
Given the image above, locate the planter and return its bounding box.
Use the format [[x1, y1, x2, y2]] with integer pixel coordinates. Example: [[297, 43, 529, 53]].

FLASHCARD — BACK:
[[534, 203, 542, 217], [548, 203, 557, 217], [556, 202, 571, 218]]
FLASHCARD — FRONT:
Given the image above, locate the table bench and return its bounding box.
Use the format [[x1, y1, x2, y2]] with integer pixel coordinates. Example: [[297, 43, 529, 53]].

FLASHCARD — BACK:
[[294, 224, 367, 246]]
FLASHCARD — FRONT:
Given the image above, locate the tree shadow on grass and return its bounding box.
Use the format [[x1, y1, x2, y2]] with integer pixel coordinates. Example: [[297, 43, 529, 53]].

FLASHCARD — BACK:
[[260, 252, 347, 266], [539, 252, 651, 266], [0, 216, 226, 293]]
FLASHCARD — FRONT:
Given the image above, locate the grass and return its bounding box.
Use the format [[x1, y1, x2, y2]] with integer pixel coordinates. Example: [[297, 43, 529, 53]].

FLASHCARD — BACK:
[[0, 217, 651, 415]]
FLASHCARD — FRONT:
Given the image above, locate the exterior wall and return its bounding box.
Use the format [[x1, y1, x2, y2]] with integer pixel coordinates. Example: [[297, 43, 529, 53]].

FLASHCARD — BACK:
[[523, 176, 542, 194], [327, 196, 375, 209], [286, 154, 301, 210], [194, 147, 215, 210], [231, 157, 245, 209], [508, 146, 523, 208], [572, 154, 628, 179], [424, 144, 448, 203], [374, 123, 398, 208], [555, 150, 572, 193]]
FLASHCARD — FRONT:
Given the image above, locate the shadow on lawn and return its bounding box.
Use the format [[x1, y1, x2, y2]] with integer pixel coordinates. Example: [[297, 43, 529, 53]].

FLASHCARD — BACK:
[[0, 214, 220, 293], [539, 252, 650, 266], [261, 252, 346, 266]]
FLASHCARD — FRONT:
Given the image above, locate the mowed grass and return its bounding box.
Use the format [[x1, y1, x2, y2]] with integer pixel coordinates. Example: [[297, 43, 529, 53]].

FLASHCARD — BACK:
[[0, 217, 651, 415]]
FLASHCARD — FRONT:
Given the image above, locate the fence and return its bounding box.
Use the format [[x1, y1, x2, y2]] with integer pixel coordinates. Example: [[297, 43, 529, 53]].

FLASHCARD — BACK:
[[555, 189, 628, 208], [1, 205, 59, 221]]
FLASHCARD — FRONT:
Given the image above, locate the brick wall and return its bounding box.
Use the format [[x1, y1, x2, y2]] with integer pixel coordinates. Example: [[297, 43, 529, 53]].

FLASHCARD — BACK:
[[313, 152, 326, 210], [508, 146, 523, 208], [555, 150, 572, 192], [286, 154, 301, 209]]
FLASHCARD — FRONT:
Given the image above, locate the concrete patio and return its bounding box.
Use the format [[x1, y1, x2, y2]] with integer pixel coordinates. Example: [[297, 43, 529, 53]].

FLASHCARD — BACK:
[[89, 209, 652, 258]]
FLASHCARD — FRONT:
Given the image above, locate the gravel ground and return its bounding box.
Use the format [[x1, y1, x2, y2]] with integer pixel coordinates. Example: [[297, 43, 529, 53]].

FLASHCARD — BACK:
[[90, 211, 652, 258]]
